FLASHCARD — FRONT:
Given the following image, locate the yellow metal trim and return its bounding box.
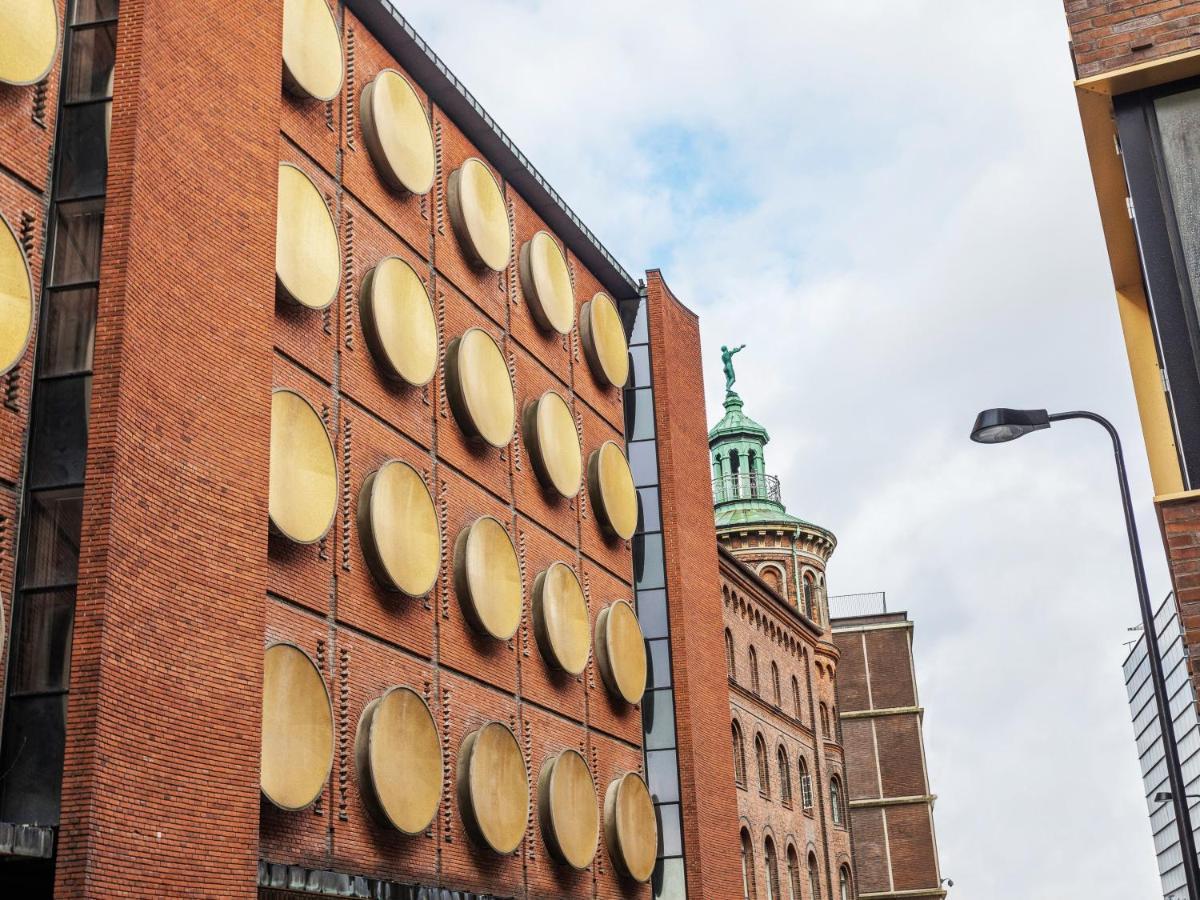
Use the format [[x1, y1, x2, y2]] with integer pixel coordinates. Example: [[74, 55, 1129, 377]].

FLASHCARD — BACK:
[[1074, 82, 1184, 495], [1076, 48, 1200, 97], [1154, 488, 1200, 505]]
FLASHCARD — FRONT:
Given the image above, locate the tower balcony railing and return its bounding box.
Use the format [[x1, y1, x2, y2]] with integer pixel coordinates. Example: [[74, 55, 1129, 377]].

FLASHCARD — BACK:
[[712, 472, 781, 504]]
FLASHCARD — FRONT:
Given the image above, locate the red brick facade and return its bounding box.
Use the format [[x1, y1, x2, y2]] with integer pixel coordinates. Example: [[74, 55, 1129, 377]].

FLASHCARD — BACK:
[[1066, 0, 1200, 78], [720, 546, 855, 900], [0, 1, 738, 897], [832, 613, 943, 899]]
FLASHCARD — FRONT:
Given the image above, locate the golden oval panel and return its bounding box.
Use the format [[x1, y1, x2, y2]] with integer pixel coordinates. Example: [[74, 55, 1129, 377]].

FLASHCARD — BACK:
[[457, 721, 529, 855], [276, 163, 341, 310], [445, 327, 515, 449], [519, 230, 574, 335], [580, 292, 630, 388], [360, 69, 435, 195], [0, 215, 34, 376], [538, 749, 599, 870], [531, 562, 589, 676], [595, 599, 647, 706], [453, 516, 521, 641], [587, 440, 637, 541], [0, 0, 58, 87], [281, 0, 343, 101], [447, 158, 510, 272], [357, 459, 440, 596], [523, 390, 581, 499], [261, 643, 334, 811], [269, 389, 338, 544], [603, 772, 657, 883], [355, 686, 442, 834], [360, 256, 438, 387]]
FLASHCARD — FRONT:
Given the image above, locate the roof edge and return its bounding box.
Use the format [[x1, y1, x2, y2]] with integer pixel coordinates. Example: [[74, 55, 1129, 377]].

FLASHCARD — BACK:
[[346, 0, 640, 301], [717, 544, 824, 638]]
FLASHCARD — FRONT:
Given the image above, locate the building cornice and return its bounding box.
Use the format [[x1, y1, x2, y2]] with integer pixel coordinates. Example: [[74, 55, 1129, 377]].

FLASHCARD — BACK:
[[841, 706, 923, 721], [719, 543, 825, 638], [849, 794, 937, 810]]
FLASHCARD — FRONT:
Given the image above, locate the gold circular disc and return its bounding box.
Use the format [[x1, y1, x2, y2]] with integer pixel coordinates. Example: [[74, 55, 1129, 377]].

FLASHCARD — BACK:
[[531, 562, 589, 676], [261, 643, 334, 811], [357, 460, 440, 596], [269, 389, 338, 544], [281, 0, 343, 101], [355, 686, 442, 833], [587, 441, 637, 541], [537, 749, 599, 869], [580, 292, 629, 388], [603, 772, 657, 883], [595, 599, 647, 705], [0, 0, 58, 87], [360, 256, 438, 386], [457, 721, 529, 854], [523, 390, 581, 499], [445, 328, 514, 448], [518, 231, 574, 335], [360, 70, 435, 195], [276, 163, 341, 310], [0, 215, 34, 376], [447, 158, 510, 272], [453, 516, 522, 640]]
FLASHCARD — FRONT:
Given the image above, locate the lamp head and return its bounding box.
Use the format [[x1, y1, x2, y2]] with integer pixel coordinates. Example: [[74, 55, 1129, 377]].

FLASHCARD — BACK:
[[970, 408, 1051, 444]]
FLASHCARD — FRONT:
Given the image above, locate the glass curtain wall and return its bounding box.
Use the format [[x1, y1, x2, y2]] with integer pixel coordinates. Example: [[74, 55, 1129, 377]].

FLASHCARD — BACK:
[[622, 289, 685, 898], [0, 0, 117, 825]]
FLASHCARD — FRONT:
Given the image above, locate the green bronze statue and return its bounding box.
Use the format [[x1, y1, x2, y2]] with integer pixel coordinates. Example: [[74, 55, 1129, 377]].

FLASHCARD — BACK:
[[721, 343, 746, 393]]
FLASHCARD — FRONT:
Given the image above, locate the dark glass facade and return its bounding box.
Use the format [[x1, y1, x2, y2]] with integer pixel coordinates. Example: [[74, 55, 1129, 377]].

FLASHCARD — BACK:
[[0, 0, 117, 826], [622, 290, 686, 899]]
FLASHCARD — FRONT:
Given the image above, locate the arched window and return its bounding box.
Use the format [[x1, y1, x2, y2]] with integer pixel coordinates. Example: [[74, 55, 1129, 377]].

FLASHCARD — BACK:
[[777, 745, 792, 807], [802, 572, 816, 620], [830, 775, 844, 826], [839, 865, 852, 900], [732, 720, 747, 786], [819, 702, 829, 736], [792, 675, 802, 720], [808, 853, 821, 900], [740, 828, 756, 900], [749, 645, 760, 695], [799, 757, 813, 810], [831, 704, 840, 742], [761, 565, 781, 592], [755, 733, 771, 798], [726, 629, 737, 680], [786, 845, 802, 900], [771, 661, 782, 707], [730, 448, 741, 475], [764, 836, 780, 900]]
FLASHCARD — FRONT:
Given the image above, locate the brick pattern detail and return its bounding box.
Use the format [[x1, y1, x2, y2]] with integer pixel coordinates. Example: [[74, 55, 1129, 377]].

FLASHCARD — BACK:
[[1066, 0, 1200, 78]]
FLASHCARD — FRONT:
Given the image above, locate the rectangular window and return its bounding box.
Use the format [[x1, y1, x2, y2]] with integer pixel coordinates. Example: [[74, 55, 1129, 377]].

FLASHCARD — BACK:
[[643, 688, 676, 750], [27, 375, 92, 489], [20, 488, 84, 590], [39, 286, 98, 376], [7, 589, 76, 696], [64, 22, 117, 101], [0, 693, 68, 825], [55, 103, 110, 199], [50, 198, 105, 287]]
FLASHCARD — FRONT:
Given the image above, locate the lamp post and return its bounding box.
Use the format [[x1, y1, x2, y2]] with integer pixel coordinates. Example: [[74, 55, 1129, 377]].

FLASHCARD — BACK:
[[970, 407, 1200, 899]]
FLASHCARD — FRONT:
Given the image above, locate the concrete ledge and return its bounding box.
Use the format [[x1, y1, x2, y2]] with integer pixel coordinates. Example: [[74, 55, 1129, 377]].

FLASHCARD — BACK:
[[0, 822, 55, 859]]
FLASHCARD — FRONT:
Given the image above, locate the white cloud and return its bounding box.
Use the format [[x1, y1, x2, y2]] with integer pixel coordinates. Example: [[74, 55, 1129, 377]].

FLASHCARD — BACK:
[[401, 0, 1167, 894]]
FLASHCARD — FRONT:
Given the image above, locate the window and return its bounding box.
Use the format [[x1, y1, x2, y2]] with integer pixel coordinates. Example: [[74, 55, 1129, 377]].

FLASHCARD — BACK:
[[777, 746, 792, 807], [786, 845, 802, 900], [741, 828, 756, 900], [764, 837, 780, 900], [1115, 83, 1200, 485], [802, 573, 816, 620], [819, 702, 830, 737], [771, 662, 781, 707], [726, 629, 736, 680], [749, 645, 760, 695], [808, 853, 821, 900], [755, 733, 771, 798], [840, 865, 852, 900], [732, 720, 747, 786], [799, 757, 813, 810], [792, 675, 802, 720], [830, 775, 844, 827], [832, 704, 841, 742]]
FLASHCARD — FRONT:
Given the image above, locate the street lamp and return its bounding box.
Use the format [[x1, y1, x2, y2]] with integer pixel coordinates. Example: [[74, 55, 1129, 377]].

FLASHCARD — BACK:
[[970, 407, 1200, 899]]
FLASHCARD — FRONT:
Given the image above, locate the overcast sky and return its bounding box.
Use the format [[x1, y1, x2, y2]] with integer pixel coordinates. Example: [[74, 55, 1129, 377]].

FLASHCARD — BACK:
[[402, 1, 1167, 895]]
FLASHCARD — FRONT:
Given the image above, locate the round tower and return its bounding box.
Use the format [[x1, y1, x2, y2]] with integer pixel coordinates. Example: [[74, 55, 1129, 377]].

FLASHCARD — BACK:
[[709, 376, 836, 627]]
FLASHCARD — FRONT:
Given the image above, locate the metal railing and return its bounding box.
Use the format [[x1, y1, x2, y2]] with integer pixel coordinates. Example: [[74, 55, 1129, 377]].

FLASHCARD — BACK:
[[712, 472, 781, 504], [828, 592, 887, 619]]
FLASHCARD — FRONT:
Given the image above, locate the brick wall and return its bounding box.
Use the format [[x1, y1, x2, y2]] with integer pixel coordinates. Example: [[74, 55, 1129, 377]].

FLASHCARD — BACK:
[[1161, 497, 1200, 685], [722, 551, 853, 899], [832, 616, 943, 898], [1066, 0, 1200, 78], [644, 271, 744, 898]]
